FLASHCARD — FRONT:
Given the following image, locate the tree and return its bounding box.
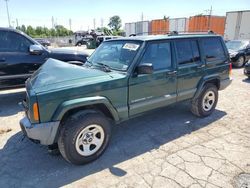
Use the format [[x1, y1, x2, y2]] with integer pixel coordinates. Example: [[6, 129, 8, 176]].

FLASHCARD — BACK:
[[108, 15, 122, 31]]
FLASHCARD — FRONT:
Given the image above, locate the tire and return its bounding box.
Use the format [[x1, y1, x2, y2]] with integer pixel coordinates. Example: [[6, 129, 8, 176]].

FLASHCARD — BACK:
[[58, 111, 112, 165], [233, 56, 245, 68], [191, 84, 218, 117]]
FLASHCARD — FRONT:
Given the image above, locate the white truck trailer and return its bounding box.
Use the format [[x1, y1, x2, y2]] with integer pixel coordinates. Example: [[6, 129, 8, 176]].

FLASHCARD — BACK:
[[224, 10, 250, 40]]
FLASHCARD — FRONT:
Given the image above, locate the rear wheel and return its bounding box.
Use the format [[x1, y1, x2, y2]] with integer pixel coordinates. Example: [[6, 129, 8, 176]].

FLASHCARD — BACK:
[[58, 111, 111, 165], [191, 84, 218, 117]]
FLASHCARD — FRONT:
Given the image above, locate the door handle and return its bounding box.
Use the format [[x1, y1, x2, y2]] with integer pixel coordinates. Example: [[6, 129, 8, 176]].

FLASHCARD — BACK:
[[0, 58, 6, 62], [197, 64, 205, 69], [166, 70, 177, 75]]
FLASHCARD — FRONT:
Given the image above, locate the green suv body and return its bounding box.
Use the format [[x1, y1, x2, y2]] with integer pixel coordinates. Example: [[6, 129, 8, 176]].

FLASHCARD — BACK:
[[20, 34, 232, 164]]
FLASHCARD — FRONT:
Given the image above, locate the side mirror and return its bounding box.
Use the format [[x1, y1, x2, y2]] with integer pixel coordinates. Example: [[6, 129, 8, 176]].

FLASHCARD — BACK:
[[29, 45, 44, 55], [137, 63, 153, 74]]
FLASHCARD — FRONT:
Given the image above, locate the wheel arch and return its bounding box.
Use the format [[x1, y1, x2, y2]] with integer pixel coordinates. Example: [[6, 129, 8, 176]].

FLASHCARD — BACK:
[[193, 76, 220, 100]]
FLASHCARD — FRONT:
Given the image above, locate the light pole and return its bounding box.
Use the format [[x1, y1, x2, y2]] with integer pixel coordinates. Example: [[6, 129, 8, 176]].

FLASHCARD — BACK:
[[4, 0, 11, 27]]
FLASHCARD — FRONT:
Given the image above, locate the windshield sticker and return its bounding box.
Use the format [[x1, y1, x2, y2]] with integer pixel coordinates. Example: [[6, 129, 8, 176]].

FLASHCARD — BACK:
[[123, 43, 139, 51]]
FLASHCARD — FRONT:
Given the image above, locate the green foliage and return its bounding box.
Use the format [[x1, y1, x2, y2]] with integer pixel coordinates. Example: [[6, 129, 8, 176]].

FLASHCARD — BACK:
[[16, 25, 73, 38], [108, 15, 122, 31]]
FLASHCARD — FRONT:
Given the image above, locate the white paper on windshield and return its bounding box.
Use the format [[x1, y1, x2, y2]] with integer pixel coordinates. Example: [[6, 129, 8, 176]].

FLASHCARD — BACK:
[[123, 43, 139, 51]]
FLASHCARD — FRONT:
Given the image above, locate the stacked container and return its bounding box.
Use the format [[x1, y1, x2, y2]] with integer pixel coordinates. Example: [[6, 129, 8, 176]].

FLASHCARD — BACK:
[[125, 23, 136, 37], [224, 10, 250, 40], [151, 19, 169, 35], [169, 18, 189, 32], [188, 15, 225, 35]]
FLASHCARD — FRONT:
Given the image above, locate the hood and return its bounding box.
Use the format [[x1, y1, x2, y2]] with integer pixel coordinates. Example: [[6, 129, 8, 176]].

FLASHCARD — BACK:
[[29, 58, 125, 93]]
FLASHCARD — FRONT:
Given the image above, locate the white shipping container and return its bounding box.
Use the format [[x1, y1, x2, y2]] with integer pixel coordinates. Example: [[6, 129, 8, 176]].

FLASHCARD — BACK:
[[125, 23, 136, 37], [224, 10, 250, 40], [169, 18, 188, 32], [135, 21, 149, 35]]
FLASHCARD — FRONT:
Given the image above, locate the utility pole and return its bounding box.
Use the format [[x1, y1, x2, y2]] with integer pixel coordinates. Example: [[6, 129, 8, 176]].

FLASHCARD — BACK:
[[100, 18, 104, 28], [141, 12, 144, 22], [93, 18, 96, 30], [69, 18, 72, 30], [16, 18, 19, 28], [51, 16, 54, 29], [4, 0, 11, 27], [208, 6, 213, 30]]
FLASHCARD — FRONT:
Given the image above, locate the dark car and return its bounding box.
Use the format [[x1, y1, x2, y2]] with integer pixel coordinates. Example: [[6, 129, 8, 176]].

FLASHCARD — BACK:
[[226, 40, 250, 67], [0, 27, 89, 89], [75, 35, 93, 46], [35, 38, 51, 47], [244, 60, 250, 78]]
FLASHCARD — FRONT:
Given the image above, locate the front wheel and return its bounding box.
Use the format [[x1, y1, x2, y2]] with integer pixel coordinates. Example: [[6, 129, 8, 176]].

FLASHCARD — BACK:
[[58, 112, 111, 165], [233, 56, 245, 68], [191, 84, 218, 117]]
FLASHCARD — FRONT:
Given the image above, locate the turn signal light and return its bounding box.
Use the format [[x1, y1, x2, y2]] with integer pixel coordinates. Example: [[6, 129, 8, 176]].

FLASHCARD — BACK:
[[33, 102, 39, 121]]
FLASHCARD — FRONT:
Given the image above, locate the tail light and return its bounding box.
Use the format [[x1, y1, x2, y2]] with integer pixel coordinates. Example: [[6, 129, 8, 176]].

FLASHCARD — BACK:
[[229, 63, 232, 78]]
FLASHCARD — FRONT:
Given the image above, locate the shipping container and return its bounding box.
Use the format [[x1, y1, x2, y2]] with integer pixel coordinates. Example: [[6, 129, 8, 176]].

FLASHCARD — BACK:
[[135, 21, 149, 36], [169, 18, 189, 32], [151, 19, 169, 35], [224, 10, 250, 40], [188, 15, 225, 35], [125, 23, 136, 37]]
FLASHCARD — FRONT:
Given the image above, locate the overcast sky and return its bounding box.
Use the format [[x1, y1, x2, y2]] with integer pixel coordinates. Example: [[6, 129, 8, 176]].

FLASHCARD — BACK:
[[0, 0, 249, 31]]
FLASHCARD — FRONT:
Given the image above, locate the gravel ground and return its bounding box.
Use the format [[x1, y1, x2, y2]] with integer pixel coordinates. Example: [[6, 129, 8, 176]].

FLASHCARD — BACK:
[[0, 68, 249, 188]]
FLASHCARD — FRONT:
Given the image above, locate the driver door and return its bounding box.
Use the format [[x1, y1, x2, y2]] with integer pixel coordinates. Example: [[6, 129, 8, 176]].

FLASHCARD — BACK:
[[128, 40, 177, 116]]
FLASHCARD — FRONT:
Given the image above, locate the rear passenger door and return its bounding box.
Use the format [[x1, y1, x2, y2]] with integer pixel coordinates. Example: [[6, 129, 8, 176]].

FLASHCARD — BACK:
[[175, 39, 205, 101]]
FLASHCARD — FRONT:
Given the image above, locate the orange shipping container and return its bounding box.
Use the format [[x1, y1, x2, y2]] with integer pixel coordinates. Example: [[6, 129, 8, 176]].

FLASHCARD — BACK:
[[150, 19, 169, 35], [188, 16, 225, 35]]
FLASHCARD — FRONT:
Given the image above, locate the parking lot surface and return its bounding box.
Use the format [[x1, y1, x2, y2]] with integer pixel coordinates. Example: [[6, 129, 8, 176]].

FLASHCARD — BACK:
[[0, 68, 249, 188]]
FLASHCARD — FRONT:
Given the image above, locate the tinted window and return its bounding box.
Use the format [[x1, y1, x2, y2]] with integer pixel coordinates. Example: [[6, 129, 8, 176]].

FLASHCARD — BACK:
[[202, 38, 226, 61], [0, 31, 32, 53], [140, 42, 172, 70], [176, 40, 200, 65]]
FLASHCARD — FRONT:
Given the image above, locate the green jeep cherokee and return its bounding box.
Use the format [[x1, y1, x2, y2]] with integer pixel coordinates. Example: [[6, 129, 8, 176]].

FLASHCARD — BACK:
[[20, 34, 232, 165]]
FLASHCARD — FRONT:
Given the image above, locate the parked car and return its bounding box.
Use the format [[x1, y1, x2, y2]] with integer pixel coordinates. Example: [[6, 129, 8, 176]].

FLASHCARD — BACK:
[[0, 27, 89, 89], [35, 38, 51, 47], [75, 35, 94, 46], [20, 34, 232, 165], [226, 40, 250, 67], [244, 60, 250, 78]]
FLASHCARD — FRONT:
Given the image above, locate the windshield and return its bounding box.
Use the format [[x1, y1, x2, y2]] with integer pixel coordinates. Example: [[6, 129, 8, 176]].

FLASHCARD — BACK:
[[226, 40, 248, 51], [88, 40, 142, 71]]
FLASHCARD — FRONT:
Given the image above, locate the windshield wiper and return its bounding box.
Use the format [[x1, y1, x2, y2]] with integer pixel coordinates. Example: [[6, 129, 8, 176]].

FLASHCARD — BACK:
[[85, 59, 93, 67], [96, 62, 112, 72]]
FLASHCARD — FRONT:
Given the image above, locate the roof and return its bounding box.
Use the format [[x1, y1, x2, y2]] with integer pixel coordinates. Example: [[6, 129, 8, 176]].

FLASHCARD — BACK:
[[112, 34, 221, 42]]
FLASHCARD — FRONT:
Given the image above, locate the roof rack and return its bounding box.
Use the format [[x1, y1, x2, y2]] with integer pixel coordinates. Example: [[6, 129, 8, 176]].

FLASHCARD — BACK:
[[167, 30, 216, 36]]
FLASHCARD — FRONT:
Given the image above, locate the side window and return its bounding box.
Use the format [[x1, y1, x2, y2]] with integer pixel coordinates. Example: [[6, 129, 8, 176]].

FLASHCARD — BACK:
[[0, 31, 9, 52], [5, 32, 32, 53], [140, 42, 172, 70], [202, 38, 226, 61], [176, 40, 200, 65]]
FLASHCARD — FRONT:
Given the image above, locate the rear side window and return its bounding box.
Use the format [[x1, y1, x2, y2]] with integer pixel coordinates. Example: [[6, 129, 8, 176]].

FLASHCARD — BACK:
[[140, 42, 172, 70], [176, 40, 201, 65], [202, 38, 226, 61]]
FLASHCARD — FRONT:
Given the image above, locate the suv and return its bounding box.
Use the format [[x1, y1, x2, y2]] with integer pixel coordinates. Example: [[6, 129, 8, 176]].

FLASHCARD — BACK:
[[20, 34, 232, 165], [0, 27, 89, 89]]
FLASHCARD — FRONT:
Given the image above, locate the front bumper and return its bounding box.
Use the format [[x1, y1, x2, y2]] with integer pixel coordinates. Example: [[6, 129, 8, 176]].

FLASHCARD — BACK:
[[20, 117, 60, 145], [220, 78, 232, 90]]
